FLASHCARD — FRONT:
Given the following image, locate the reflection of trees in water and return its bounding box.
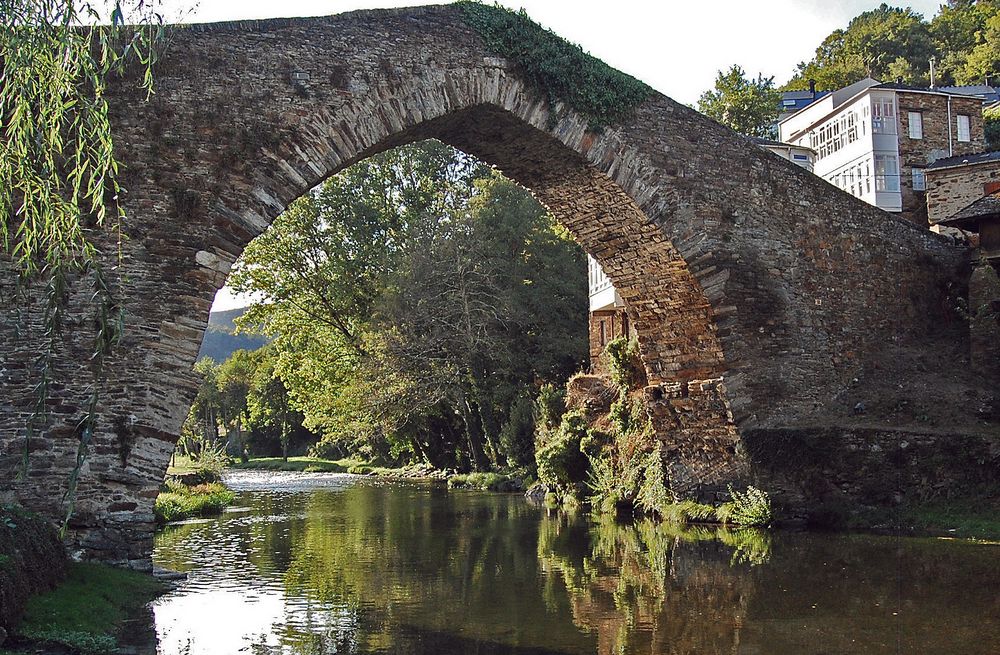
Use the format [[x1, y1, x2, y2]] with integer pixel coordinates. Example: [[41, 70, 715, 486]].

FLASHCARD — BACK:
[[153, 485, 1000, 655], [536, 510, 770, 655], [278, 486, 594, 654]]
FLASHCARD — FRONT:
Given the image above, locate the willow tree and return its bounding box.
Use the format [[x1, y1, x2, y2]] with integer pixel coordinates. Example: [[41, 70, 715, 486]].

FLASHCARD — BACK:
[[1, 0, 164, 527]]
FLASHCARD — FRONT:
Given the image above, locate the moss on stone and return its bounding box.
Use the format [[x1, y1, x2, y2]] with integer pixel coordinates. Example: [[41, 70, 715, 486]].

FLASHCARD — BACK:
[[457, 2, 653, 130]]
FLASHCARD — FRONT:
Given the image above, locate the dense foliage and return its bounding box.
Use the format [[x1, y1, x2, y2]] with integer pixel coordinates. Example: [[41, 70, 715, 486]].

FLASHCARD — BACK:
[[697, 65, 781, 138], [785, 1, 1000, 89], [197, 140, 587, 471], [457, 1, 652, 130]]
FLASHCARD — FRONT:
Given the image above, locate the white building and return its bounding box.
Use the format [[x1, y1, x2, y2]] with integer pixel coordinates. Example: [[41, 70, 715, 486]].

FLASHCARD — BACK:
[[778, 77, 985, 223], [753, 137, 816, 172]]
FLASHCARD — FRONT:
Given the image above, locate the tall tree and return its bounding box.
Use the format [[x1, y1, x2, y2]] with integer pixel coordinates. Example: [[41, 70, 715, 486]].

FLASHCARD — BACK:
[[785, 4, 935, 89], [697, 65, 780, 138], [228, 141, 587, 471]]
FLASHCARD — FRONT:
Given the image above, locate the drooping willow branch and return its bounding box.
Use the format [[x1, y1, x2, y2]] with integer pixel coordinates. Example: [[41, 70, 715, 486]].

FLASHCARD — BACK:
[[0, 0, 164, 530]]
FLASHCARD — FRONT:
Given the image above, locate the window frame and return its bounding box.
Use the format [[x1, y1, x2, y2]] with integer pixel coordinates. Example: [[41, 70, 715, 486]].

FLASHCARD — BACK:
[[907, 111, 923, 139], [957, 114, 971, 142]]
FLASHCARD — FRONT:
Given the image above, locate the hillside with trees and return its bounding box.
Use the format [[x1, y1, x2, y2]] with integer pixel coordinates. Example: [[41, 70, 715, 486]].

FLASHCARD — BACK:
[[700, 2, 1000, 142]]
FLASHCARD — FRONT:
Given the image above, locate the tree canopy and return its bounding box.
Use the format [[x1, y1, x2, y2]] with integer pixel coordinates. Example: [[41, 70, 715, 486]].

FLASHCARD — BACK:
[[784, 1, 1000, 90], [696, 65, 780, 138], [219, 140, 588, 471]]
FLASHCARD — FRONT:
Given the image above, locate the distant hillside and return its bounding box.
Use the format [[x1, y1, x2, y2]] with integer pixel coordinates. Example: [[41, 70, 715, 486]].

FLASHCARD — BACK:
[[197, 307, 269, 362]]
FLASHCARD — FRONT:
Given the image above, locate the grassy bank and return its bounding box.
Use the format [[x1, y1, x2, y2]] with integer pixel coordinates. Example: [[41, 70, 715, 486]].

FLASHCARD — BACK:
[[11, 562, 163, 655], [897, 500, 1000, 541], [154, 481, 235, 525]]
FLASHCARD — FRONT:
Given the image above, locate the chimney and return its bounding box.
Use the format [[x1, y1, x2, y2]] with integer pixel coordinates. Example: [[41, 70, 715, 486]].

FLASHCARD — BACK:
[[808, 79, 816, 95], [929, 56, 937, 89]]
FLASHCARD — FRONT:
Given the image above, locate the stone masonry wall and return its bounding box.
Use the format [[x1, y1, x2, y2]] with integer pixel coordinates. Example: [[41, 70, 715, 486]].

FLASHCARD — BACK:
[[896, 92, 984, 225], [588, 309, 630, 376], [0, 6, 985, 564], [926, 159, 1000, 223]]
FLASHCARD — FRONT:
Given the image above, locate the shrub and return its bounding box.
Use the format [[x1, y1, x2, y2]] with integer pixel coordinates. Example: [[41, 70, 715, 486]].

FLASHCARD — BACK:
[[605, 336, 644, 391], [722, 485, 773, 527], [535, 383, 567, 432], [660, 500, 718, 524], [500, 393, 537, 470], [154, 482, 235, 525], [535, 410, 589, 488], [635, 449, 670, 514], [447, 472, 524, 492], [609, 392, 648, 437]]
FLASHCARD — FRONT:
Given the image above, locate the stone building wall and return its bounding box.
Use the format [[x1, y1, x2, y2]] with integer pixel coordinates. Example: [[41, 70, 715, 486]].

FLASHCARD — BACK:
[[0, 6, 987, 564], [926, 159, 1000, 223], [588, 309, 630, 376], [896, 92, 984, 225]]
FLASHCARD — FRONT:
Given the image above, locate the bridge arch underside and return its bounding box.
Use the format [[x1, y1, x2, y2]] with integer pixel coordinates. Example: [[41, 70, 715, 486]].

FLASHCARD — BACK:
[[0, 7, 982, 564]]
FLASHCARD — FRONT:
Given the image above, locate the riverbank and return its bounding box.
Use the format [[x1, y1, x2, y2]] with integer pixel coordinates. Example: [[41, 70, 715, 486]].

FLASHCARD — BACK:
[[154, 481, 236, 526], [229, 457, 531, 490], [2, 562, 164, 655]]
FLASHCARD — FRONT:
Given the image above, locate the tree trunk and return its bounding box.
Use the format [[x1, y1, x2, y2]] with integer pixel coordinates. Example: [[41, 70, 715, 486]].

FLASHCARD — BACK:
[[460, 397, 488, 472]]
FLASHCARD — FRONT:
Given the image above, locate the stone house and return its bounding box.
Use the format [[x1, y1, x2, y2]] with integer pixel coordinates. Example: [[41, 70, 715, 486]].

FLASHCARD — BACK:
[[925, 151, 1000, 226], [587, 255, 629, 374], [779, 78, 986, 225]]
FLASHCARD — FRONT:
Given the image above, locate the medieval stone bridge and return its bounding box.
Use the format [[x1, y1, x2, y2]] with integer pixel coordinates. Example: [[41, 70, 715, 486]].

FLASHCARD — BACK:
[[0, 5, 987, 566]]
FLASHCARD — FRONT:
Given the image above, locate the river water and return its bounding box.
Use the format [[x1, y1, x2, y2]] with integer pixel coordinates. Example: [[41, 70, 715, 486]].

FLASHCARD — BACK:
[[147, 470, 1000, 654]]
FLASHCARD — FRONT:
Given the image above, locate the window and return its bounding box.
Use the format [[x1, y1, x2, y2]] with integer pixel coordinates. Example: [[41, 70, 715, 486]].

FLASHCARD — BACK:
[[875, 154, 899, 192], [872, 97, 896, 134], [957, 114, 971, 142], [793, 153, 809, 161], [908, 111, 923, 139], [912, 167, 926, 191], [599, 320, 606, 347], [783, 99, 797, 107]]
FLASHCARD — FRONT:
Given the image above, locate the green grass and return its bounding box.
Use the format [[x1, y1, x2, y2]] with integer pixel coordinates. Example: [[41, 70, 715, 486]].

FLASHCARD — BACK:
[[165, 453, 200, 477], [899, 500, 1000, 541], [154, 481, 236, 525], [17, 562, 164, 655], [228, 456, 364, 473]]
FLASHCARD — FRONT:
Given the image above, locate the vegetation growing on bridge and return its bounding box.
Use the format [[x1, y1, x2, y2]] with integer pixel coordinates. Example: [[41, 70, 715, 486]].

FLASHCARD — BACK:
[[1, 0, 164, 533], [456, 1, 653, 130]]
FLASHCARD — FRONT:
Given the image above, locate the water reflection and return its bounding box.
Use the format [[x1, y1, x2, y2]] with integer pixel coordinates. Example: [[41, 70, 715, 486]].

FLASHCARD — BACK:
[[149, 470, 1000, 655]]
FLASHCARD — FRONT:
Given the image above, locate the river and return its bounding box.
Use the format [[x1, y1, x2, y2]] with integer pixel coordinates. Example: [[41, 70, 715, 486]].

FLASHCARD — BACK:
[[145, 470, 1000, 654]]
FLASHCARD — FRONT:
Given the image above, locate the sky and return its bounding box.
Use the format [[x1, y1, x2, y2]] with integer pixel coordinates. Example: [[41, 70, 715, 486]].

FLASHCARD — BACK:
[[195, 0, 946, 310]]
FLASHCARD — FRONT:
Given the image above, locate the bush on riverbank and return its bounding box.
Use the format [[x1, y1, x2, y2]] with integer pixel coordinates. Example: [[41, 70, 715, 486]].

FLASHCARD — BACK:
[[15, 562, 164, 655], [447, 472, 526, 492], [154, 481, 235, 525], [0, 505, 67, 642]]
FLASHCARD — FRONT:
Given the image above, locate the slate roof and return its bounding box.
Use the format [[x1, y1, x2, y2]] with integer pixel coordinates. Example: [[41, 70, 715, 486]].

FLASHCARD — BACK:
[[926, 151, 1000, 171], [938, 190, 1000, 228]]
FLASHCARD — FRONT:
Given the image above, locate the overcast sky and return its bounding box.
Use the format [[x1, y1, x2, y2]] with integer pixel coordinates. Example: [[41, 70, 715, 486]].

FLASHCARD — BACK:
[[194, 0, 945, 310]]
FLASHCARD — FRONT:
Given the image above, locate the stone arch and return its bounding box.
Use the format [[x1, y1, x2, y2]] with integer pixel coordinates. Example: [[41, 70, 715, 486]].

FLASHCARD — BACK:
[[0, 6, 971, 564]]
